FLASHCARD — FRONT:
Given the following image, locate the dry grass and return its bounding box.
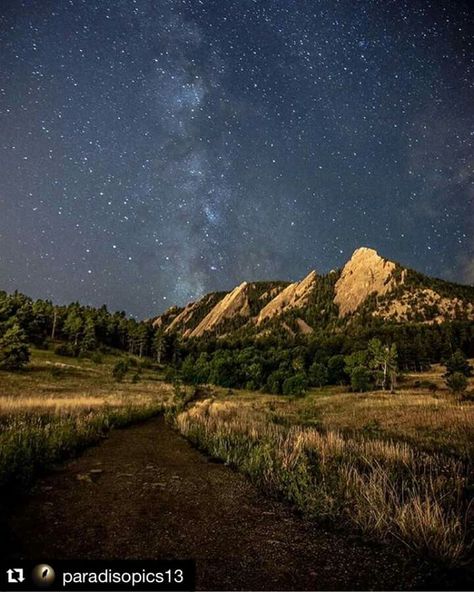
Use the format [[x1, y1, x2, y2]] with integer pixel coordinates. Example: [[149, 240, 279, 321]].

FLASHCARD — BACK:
[[176, 398, 472, 565], [216, 368, 474, 460], [0, 348, 173, 491], [2, 348, 473, 565]]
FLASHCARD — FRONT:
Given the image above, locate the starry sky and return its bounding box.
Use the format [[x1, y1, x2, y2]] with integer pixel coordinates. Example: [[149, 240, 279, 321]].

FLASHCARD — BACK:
[[0, 0, 473, 317]]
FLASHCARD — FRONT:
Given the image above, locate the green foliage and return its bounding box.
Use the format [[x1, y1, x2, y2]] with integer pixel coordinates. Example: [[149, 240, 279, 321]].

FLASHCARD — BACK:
[[112, 359, 129, 382], [350, 366, 371, 392], [266, 370, 286, 394], [308, 361, 328, 387], [0, 324, 30, 370], [327, 354, 347, 384], [0, 289, 159, 361], [344, 350, 368, 375], [367, 338, 398, 391], [63, 311, 83, 345], [180, 355, 198, 384], [80, 318, 97, 353], [173, 319, 474, 395], [444, 350, 472, 377], [282, 373, 307, 396], [54, 343, 77, 357], [209, 351, 239, 388], [446, 372, 468, 396]]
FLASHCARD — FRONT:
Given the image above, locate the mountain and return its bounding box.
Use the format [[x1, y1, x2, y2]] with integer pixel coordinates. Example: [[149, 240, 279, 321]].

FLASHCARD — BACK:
[[153, 247, 474, 340], [334, 247, 399, 316], [257, 270, 318, 324]]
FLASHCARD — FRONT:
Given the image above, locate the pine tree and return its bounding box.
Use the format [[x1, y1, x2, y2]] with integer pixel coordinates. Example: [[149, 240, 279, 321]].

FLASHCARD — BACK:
[[444, 350, 472, 377], [0, 324, 30, 370], [80, 318, 97, 353]]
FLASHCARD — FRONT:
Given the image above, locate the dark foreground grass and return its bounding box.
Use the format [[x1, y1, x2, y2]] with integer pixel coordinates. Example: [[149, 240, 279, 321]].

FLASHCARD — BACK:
[[0, 347, 172, 493], [0, 401, 165, 492]]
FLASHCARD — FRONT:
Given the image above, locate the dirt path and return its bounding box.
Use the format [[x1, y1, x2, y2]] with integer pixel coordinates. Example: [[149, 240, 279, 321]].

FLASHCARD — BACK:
[[2, 417, 465, 590]]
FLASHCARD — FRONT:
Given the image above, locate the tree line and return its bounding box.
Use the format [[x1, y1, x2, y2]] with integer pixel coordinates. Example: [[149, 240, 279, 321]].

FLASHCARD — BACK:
[[0, 288, 472, 400]]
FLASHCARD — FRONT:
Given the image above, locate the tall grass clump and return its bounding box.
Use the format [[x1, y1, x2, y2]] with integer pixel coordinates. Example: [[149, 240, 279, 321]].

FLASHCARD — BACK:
[[176, 399, 472, 565], [0, 401, 164, 493]]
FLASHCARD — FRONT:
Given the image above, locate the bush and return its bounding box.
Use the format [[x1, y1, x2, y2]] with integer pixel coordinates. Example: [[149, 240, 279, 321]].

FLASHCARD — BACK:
[[446, 372, 468, 397], [282, 373, 307, 396], [54, 343, 77, 357], [266, 370, 286, 394], [308, 362, 328, 387], [112, 359, 129, 382], [89, 351, 103, 364], [327, 355, 348, 384], [351, 366, 371, 392], [444, 350, 472, 377]]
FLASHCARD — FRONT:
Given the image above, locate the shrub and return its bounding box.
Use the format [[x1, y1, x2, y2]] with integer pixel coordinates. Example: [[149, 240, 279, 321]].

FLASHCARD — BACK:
[[0, 324, 30, 370], [327, 355, 348, 384], [351, 366, 371, 392], [89, 351, 103, 364], [54, 343, 77, 357], [282, 373, 307, 396], [266, 370, 286, 394], [444, 350, 472, 377], [308, 362, 328, 387], [446, 372, 468, 397], [112, 359, 129, 382], [50, 366, 64, 378]]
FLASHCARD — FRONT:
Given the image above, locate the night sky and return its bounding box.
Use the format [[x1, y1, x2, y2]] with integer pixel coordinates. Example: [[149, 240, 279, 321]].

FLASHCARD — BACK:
[[0, 0, 472, 318]]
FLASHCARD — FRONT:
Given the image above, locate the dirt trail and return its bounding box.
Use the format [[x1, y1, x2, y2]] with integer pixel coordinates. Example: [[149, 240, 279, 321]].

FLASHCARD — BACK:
[[2, 417, 464, 590]]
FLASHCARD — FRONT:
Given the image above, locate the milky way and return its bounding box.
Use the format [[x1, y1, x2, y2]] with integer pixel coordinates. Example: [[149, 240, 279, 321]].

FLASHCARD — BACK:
[[0, 0, 472, 317]]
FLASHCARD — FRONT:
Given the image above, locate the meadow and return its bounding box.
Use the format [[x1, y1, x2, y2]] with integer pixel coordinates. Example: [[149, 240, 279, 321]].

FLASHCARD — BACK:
[[0, 347, 172, 491], [1, 347, 473, 567], [176, 366, 474, 566]]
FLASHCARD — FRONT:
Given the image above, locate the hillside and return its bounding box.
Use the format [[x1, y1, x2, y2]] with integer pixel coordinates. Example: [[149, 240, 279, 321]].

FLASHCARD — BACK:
[[153, 247, 474, 340]]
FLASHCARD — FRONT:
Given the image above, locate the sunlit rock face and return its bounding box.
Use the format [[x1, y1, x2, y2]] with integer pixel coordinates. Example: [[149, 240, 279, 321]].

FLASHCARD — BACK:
[[190, 282, 251, 338], [257, 270, 317, 324], [334, 247, 397, 317]]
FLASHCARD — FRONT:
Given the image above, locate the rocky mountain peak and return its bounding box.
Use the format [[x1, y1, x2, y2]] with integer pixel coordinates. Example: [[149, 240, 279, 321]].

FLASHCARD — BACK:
[[189, 281, 251, 338], [334, 246, 397, 316], [257, 270, 317, 324]]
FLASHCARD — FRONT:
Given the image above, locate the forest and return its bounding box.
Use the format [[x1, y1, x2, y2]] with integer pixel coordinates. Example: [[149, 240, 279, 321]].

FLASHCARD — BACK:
[[0, 288, 473, 397]]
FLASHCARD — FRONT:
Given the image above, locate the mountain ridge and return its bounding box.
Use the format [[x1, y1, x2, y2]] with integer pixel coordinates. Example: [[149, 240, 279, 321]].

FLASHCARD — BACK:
[[153, 247, 474, 339]]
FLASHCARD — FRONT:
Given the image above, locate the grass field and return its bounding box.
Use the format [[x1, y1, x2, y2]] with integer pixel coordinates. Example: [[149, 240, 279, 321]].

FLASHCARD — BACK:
[[0, 347, 172, 490], [1, 348, 473, 566], [176, 365, 474, 565]]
